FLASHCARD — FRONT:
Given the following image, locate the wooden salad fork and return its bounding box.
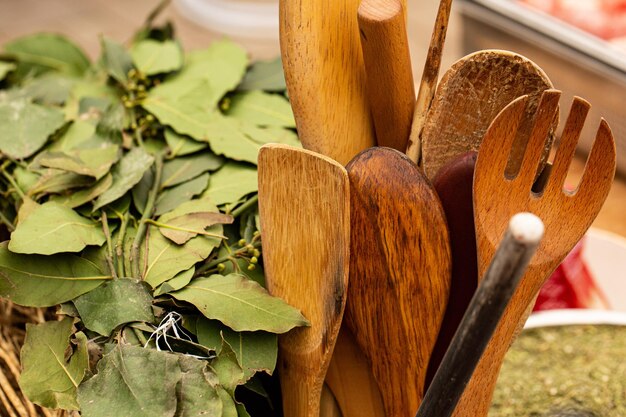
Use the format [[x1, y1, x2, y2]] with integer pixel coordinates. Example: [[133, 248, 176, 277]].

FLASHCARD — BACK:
[[452, 89, 616, 417]]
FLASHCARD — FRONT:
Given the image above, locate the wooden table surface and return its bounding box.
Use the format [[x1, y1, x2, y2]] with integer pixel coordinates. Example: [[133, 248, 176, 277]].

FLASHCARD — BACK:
[[1, 0, 623, 237]]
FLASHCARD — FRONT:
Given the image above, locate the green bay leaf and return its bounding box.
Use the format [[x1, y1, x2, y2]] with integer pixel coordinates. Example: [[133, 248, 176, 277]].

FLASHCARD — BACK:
[[161, 152, 224, 188], [19, 318, 89, 410], [29, 169, 93, 197], [37, 144, 120, 180], [154, 173, 209, 216], [203, 162, 257, 206], [142, 79, 215, 139], [154, 266, 195, 296], [77, 344, 180, 417], [0, 100, 66, 159], [226, 91, 295, 128], [175, 356, 223, 417], [158, 211, 233, 245], [93, 147, 154, 211], [143, 225, 221, 288], [131, 39, 183, 75], [48, 119, 96, 152], [9, 202, 105, 254], [73, 279, 154, 336], [203, 116, 300, 164], [237, 57, 286, 92], [100, 36, 134, 84], [0, 242, 110, 307], [5, 33, 90, 77], [164, 129, 207, 157], [50, 173, 113, 208], [170, 274, 309, 333], [196, 318, 277, 381]]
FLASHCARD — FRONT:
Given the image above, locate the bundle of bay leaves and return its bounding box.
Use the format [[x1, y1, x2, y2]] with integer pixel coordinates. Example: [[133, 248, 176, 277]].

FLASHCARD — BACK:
[[0, 7, 308, 417]]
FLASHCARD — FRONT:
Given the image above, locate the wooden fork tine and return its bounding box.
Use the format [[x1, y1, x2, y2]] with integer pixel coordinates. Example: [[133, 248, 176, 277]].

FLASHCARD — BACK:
[[574, 119, 616, 201], [477, 95, 529, 178], [545, 97, 590, 194], [516, 90, 560, 185]]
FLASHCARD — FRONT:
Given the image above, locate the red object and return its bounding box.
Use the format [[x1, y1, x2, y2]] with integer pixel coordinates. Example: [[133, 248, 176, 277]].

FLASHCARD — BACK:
[[534, 238, 610, 311], [520, 0, 626, 41]]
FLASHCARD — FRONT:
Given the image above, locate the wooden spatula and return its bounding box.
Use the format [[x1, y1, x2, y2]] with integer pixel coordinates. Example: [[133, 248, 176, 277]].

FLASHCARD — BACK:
[[258, 144, 350, 417], [452, 90, 616, 417], [416, 212, 545, 417], [419, 50, 555, 180], [358, 0, 415, 151], [280, 0, 376, 165], [345, 147, 452, 417]]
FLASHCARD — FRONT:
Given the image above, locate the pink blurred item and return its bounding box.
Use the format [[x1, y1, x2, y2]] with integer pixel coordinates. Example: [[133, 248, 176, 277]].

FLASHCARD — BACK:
[[534, 237, 611, 311]]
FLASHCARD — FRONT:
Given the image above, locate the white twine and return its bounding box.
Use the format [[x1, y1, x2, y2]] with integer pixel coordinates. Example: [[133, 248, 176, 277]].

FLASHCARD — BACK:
[[144, 311, 213, 360]]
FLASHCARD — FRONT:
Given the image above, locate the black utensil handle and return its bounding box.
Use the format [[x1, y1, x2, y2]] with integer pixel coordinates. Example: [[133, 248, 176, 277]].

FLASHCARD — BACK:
[[415, 212, 544, 417]]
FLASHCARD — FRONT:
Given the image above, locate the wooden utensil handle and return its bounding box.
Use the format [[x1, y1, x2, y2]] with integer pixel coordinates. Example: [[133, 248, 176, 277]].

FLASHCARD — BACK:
[[358, 0, 415, 151], [415, 213, 544, 417], [405, 0, 453, 164]]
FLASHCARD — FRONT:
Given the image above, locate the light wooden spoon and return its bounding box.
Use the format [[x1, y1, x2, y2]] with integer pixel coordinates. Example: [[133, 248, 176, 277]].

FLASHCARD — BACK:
[[452, 90, 616, 417], [280, 0, 376, 165], [419, 50, 555, 180], [358, 0, 415, 151], [345, 147, 452, 417], [258, 144, 350, 417]]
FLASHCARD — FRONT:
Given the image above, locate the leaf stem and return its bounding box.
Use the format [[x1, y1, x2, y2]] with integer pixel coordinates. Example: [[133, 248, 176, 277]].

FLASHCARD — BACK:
[[0, 210, 15, 232], [132, 327, 149, 346], [131, 154, 164, 279], [0, 167, 25, 200], [144, 219, 227, 239], [101, 211, 118, 279], [229, 194, 258, 218], [115, 211, 130, 278], [195, 240, 261, 276]]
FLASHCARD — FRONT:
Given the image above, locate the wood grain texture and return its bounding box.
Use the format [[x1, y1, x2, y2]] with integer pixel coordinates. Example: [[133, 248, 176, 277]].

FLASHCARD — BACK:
[[345, 147, 451, 417], [358, 0, 415, 151], [279, 0, 376, 165], [320, 384, 343, 417], [405, 0, 453, 164], [324, 326, 383, 417], [426, 151, 478, 388], [258, 144, 350, 417], [420, 50, 555, 180], [453, 90, 616, 417], [416, 213, 544, 417]]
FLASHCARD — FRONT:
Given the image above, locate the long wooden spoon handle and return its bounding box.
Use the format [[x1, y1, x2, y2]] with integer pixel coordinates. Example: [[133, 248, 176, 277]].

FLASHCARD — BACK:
[[405, 0, 453, 164], [415, 212, 545, 417], [358, 0, 415, 151]]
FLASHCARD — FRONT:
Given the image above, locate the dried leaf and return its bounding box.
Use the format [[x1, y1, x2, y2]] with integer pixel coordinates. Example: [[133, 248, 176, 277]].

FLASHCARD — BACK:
[[73, 279, 155, 336], [19, 318, 89, 410], [171, 274, 309, 333], [9, 202, 106, 254], [0, 99, 66, 158], [131, 39, 183, 75], [0, 242, 110, 307]]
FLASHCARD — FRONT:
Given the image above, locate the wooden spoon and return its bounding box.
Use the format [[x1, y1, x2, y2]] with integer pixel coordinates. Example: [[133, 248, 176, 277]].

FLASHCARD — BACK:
[[279, 0, 376, 165], [405, 0, 454, 164], [345, 147, 452, 417], [258, 144, 350, 417], [416, 213, 545, 417], [419, 50, 555, 180], [426, 151, 478, 387], [358, 0, 415, 151], [452, 90, 616, 417]]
